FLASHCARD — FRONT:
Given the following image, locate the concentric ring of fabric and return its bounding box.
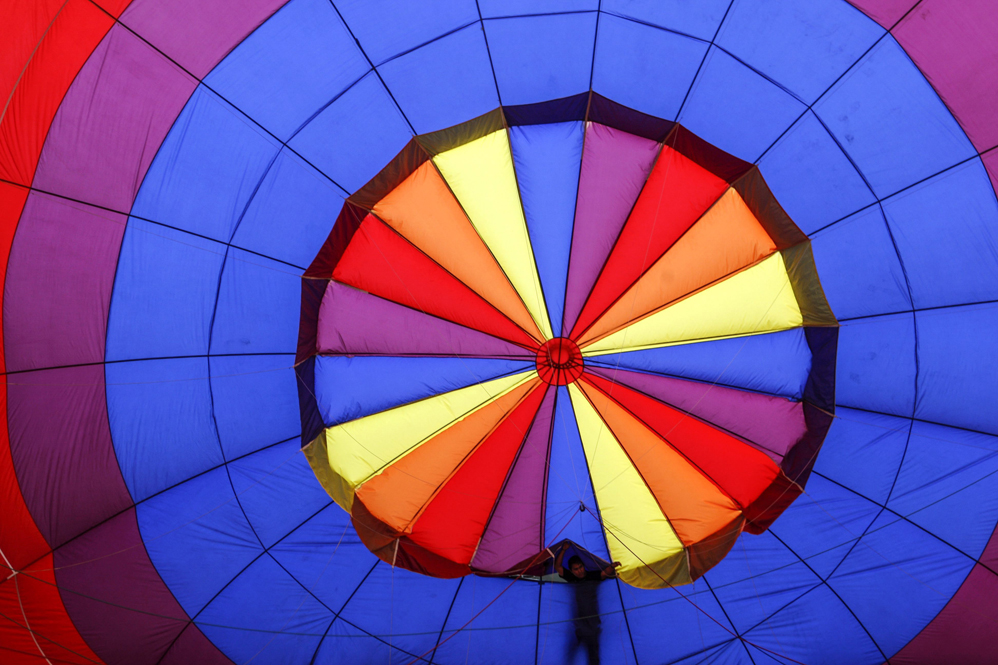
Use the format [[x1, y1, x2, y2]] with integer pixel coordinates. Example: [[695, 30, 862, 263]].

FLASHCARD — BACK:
[[296, 97, 839, 589]]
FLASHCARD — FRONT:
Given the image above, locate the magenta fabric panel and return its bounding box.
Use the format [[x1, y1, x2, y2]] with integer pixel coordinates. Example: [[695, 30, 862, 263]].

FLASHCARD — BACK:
[[317, 281, 529, 358], [53, 510, 215, 665], [160, 624, 234, 665], [589, 366, 808, 464], [892, 0, 998, 152], [7, 365, 132, 548], [120, 0, 288, 79], [561, 122, 660, 336], [31, 25, 196, 212], [471, 386, 556, 573], [985, 151, 998, 197], [847, 0, 917, 28], [3, 194, 125, 372], [890, 561, 998, 664]]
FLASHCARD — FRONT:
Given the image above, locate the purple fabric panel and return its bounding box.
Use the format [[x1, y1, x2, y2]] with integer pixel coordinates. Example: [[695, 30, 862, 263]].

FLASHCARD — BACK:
[[160, 623, 234, 665], [32, 25, 196, 212], [847, 0, 916, 28], [561, 122, 660, 336], [7, 365, 131, 548], [893, 0, 998, 151], [985, 150, 998, 197], [3, 193, 125, 372], [891, 562, 998, 664], [590, 366, 807, 463], [120, 0, 287, 78], [53, 509, 221, 665], [317, 281, 530, 357], [471, 386, 555, 573]]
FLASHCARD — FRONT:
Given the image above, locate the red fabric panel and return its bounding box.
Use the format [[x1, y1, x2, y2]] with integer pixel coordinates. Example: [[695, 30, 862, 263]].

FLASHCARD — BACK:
[[0, 0, 115, 185], [407, 384, 548, 565], [0, 555, 103, 664], [332, 215, 539, 350], [569, 145, 729, 340], [580, 372, 781, 512]]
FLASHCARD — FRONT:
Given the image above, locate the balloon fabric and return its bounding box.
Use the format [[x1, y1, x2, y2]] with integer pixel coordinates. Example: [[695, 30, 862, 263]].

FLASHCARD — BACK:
[[2, 1, 998, 664]]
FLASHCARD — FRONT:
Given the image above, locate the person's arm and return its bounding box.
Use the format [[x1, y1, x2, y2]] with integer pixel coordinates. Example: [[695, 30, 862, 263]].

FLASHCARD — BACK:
[[554, 543, 568, 577], [600, 561, 622, 579]]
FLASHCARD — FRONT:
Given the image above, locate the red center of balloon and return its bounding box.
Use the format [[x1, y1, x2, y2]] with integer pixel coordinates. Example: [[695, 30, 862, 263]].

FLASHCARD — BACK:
[[535, 338, 584, 386]]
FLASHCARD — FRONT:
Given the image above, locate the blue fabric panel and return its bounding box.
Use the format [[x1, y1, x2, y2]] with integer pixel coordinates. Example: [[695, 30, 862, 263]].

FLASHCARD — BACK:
[[334, 0, 478, 65], [106, 219, 226, 360], [338, 564, 460, 659], [706, 532, 820, 635], [742, 584, 882, 665], [269, 504, 378, 612], [546, 387, 609, 559], [137, 468, 262, 616], [814, 38, 975, 198], [915, 302, 998, 435], [592, 15, 707, 120], [479, 0, 598, 17], [540, 580, 636, 665], [227, 439, 330, 548], [888, 421, 998, 557], [810, 205, 911, 320], [883, 160, 998, 310], [813, 407, 910, 506], [828, 514, 974, 658], [835, 313, 916, 417], [210, 249, 302, 355], [679, 47, 806, 162], [232, 149, 345, 269], [485, 13, 598, 106], [716, 0, 883, 104], [203, 0, 369, 141], [758, 111, 875, 235], [770, 474, 881, 579], [196, 554, 332, 664], [509, 121, 584, 334], [684, 642, 746, 665], [290, 72, 413, 193], [436, 578, 540, 665], [378, 25, 500, 134], [313, 356, 533, 426], [601, 0, 729, 41], [616, 581, 734, 663], [131, 86, 281, 243], [587, 329, 811, 399], [313, 620, 416, 664], [107, 357, 223, 501], [210, 355, 300, 460]]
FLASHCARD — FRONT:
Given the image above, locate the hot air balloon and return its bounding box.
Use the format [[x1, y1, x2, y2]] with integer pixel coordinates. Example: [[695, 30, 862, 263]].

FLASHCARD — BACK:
[[2, 1, 997, 664]]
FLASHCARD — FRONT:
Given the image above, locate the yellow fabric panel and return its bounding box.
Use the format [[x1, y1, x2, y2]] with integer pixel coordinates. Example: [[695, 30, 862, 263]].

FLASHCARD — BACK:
[[582, 252, 803, 356], [433, 130, 554, 340], [578, 189, 778, 347], [567, 384, 690, 588], [372, 161, 544, 343], [311, 370, 536, 512]]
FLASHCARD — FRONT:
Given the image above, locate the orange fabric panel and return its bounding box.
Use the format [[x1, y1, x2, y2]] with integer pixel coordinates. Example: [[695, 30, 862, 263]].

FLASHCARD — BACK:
[[575, 377, 743, 548], [355, 378, 540, 534], [373, 161, 544, 343], [407, 384, 549, 565], [0, 0, 115, 184], [569, 145, 729, 339], [579, 189, 778, 347], [0, 555, 104, 664]]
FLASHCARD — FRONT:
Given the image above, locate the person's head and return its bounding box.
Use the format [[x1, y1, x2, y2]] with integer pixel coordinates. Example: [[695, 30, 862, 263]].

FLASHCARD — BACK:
[[568, 555, 586, 579]]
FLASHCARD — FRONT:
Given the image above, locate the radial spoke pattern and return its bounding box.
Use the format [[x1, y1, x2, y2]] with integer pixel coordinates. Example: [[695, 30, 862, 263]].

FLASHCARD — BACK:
[[297, 101, 837, 589]]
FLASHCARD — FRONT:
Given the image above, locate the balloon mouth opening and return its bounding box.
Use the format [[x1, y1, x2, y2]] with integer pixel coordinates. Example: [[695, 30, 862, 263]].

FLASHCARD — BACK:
[[536, 337, 584, 386]]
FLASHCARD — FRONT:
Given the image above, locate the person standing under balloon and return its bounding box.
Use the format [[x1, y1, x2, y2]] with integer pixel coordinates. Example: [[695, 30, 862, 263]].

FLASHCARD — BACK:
[[554, 543, 622, 665]]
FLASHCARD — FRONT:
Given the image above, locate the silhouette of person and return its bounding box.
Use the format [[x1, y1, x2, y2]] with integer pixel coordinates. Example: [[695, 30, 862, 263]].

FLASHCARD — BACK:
[[554, 543, 622, 665]]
